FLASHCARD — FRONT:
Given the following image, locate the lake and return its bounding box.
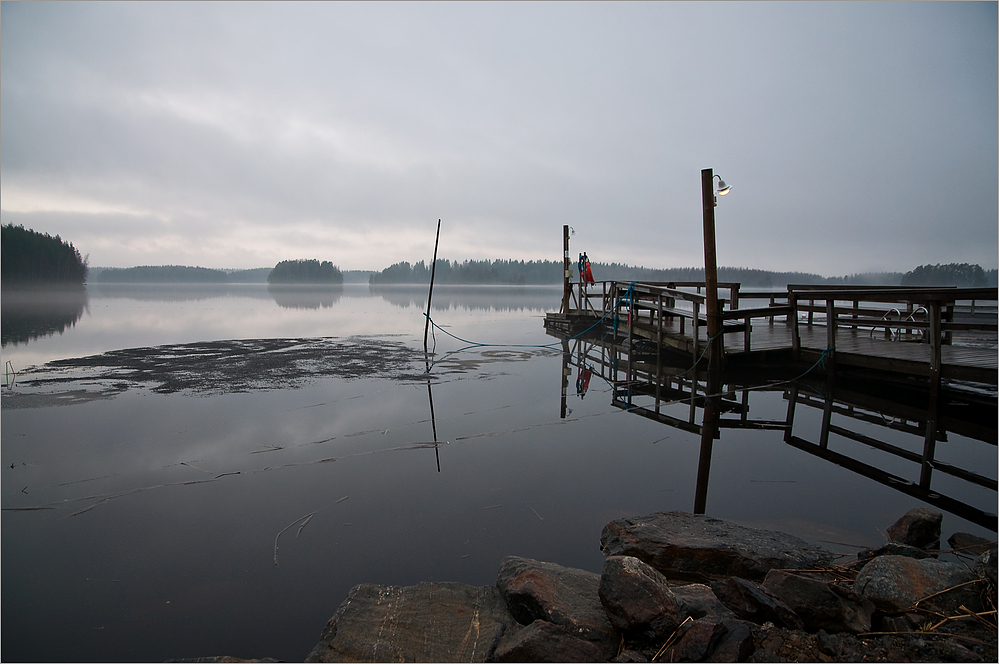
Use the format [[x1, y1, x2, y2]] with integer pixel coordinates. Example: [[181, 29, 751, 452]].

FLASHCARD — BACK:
[[2, 283, 996, 662]]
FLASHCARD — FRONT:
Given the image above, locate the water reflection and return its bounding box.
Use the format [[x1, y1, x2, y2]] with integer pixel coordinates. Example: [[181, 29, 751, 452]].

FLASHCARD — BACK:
[[1, 287, 89, 346], [268, 285, 343, 309], [372, 284, 560, 312], [88, 282, 246, 301], [559, 336, 998, 531]]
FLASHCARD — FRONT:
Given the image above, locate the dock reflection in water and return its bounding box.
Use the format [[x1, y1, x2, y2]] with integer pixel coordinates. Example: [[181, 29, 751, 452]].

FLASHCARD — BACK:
[[559, 335, 997, 532]]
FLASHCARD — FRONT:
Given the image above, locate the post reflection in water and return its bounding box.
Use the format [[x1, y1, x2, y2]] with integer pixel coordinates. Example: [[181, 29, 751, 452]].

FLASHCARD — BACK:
[[559, 335, 997, 532]]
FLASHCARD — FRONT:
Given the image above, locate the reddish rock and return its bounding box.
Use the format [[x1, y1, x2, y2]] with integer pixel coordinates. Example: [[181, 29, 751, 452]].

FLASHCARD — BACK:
[[600, 511, 834, 581], [854, 554, 983, 614], [496, 556, 620, 659], [598, 555, 690, 640], [763, 570, 874, 634], [886, 508, 942, 550]]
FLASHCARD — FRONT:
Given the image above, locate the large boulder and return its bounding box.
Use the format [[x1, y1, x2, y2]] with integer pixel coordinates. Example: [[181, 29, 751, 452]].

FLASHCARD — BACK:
[[598, 555, 690, 640], [854, 554, 984, 614], [600, 512, 834, 581], [496, 556, 620, 659], [762, 570, 874, 634], [304, 581, 516, 662]]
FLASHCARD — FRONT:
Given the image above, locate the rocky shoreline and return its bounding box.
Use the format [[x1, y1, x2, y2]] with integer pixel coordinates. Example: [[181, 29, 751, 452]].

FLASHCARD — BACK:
[[180, 508, 997, 663]]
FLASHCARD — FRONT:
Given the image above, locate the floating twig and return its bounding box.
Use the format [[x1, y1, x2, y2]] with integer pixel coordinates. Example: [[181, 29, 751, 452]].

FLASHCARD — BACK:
[[335, 495, 349, 504], [274, 511, 317, 566], [296, 513, 315, 538]]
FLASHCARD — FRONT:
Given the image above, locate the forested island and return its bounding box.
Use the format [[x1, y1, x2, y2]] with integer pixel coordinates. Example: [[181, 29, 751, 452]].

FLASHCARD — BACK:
[[1, 224, 89, 288], [267, 259, 343, 285]]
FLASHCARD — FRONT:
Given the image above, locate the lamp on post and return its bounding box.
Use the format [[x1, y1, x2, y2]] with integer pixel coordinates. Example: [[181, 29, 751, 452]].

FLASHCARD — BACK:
[[700, 169, 731, 371]]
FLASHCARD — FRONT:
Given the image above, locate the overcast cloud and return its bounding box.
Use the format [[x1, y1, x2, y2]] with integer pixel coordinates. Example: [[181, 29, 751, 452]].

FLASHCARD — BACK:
[[1, 1, 996, 275]]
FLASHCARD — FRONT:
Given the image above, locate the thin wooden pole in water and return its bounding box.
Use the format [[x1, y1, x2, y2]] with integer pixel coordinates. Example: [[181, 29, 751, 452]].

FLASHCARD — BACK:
[[424, 219, 442, 354]]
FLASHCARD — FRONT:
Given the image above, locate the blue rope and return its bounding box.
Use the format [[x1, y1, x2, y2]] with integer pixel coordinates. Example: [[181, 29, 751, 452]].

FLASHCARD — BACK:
[[423, 282, 639, 353]]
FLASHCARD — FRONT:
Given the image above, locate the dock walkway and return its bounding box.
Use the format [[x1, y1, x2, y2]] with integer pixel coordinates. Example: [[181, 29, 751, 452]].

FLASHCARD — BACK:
[[544, 282, 998, 385]]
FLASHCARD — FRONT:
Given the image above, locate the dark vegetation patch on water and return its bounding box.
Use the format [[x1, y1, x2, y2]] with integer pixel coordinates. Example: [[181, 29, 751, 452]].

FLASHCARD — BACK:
[[2, 337, 430, 407]]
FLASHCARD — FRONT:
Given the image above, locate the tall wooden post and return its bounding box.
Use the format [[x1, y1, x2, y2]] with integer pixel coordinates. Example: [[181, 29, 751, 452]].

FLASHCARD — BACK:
[[701, 169, 722, 371], [562, 225, 571, 315]]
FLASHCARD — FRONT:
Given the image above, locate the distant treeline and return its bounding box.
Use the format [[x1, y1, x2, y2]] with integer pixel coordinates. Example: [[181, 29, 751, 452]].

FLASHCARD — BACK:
[[369, 259, 560, 285], [367, 259, 935, 288], [1, 224, 88, 287], [94, 261, 346, 284]]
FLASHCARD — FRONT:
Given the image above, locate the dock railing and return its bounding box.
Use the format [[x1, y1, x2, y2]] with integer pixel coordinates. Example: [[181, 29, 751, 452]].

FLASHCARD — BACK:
[[570, 281, 794, 356], [787, 285, 999, 383]]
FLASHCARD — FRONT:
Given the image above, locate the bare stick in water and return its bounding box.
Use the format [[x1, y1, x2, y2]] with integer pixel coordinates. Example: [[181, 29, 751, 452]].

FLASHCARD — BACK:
[[273, 511, 317, 566]]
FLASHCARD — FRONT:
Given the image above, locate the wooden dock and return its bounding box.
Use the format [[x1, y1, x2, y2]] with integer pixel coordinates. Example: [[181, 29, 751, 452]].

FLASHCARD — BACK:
[[544, 281, 998, 386]]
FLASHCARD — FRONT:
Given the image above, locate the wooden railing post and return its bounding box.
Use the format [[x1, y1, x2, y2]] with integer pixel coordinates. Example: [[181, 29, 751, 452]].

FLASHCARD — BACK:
[[928, 299, 942, 393], [790, 292, 801, 359], [825, 298, 837, 372]]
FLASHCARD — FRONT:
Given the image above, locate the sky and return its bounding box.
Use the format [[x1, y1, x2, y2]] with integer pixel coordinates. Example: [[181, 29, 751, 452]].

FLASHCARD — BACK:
[[1, 1, 996, 275]]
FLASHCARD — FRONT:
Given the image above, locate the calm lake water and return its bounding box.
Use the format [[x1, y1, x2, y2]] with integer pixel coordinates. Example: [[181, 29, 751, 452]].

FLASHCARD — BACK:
[[2, 283, 996, 662]]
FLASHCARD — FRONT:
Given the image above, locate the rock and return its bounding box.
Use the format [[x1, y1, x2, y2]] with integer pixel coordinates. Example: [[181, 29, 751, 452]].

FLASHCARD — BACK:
[[886, 508, 942, 550], [611, 650, 649, 663], [658, 619, 727, 662], [600, 511, 834, 581], [304, 581, 516, 663], [496, 556, 620, 658], [671, 583, 737, 622], [491, 620, 605, 663], [762, 570, 874, 633], [856, 542, 931, 565], [948, 532, 994, 557], [855, 554, 984, 614], [598, 555, 690, 640], [710, 577, 803, 629], [705, 619, 755, 662], [975, 543, 997, 587]]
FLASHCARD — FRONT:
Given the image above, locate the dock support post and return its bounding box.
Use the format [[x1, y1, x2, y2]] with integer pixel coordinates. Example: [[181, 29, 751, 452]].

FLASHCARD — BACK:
[[701, 169, 722, 371], [694, 370, 721, 514]]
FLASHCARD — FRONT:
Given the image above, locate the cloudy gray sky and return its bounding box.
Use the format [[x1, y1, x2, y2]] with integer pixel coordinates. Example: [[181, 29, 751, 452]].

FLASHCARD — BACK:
[[2, 1, 996, 275]]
